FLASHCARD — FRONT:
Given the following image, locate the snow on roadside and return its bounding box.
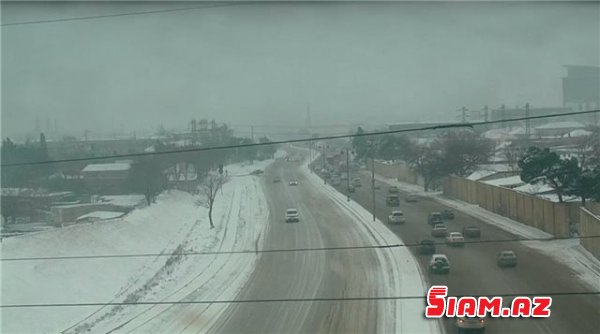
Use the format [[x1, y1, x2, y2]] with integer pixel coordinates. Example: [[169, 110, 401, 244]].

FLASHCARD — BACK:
[[1, 157, 276, 334], [369, 172, 600, 293], [300, 152, 442, 334]]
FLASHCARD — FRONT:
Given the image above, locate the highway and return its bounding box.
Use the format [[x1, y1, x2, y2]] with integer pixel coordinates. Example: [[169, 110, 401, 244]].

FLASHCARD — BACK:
[[329, 168, 600, 334], [208, 156, 436, 333]]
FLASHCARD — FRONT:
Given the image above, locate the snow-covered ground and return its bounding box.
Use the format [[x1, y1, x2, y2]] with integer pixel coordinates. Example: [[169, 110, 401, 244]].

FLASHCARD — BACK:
[[369, 172, 600, 292], [1, 156, 280, 334]]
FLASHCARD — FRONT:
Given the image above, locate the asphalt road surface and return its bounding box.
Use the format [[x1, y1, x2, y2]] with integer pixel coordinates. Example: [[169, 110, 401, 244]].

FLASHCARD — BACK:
[[208, 157, 424, 333], [329, 169, 600, 334]]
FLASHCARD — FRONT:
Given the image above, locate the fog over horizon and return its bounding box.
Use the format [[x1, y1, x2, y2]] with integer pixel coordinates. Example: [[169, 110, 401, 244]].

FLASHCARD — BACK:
[[2, 1, 599, 140]]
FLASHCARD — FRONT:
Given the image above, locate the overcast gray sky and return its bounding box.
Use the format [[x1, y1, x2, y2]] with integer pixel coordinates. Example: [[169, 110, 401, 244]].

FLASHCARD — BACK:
[[2, 1, 599, 139]]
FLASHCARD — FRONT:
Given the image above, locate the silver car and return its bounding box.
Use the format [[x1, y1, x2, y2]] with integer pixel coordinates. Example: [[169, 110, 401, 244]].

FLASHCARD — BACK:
[[388, 210, 406, 224]]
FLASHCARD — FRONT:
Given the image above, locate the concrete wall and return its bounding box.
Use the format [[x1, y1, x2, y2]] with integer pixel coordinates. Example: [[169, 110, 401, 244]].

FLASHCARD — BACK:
[[51, 203, 130, 225], [443, 176, 575, 237], [580, 208, 600, 260]]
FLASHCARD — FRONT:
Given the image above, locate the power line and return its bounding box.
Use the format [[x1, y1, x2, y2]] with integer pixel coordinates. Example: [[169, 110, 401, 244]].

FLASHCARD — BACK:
[[2, 109, 599, 168], [2, 235, 598, 262], [2, 291, 598, 309], [0, 2, 253, 27]]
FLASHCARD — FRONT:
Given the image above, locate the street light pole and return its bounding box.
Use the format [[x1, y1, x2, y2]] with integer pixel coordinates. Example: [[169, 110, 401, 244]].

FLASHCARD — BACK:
[[346, 148, 350, 202], [372, 153, 376, 222]]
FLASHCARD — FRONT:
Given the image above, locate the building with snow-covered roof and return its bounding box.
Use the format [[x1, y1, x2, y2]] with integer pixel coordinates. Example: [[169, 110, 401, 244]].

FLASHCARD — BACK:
[[534, 121, 585, 137], [81, 162, 131, 194], [481, 175, 525, 189], [75, 211, 125, 223]]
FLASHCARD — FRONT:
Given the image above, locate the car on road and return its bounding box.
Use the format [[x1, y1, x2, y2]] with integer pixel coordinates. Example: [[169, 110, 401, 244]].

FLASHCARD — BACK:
[[431, 224, 448, 238], [445, 232, 465, 247], [417, 239, 436, 255], [386, 195, 400, 207], [497, 250, 518, 267], [372, 183, 381, 190], [405, 194, 418, 202], [347, 185, 355, 193], [441, 209, 455, 220], [250, 169, 264, 175], [352, 177, 362, 187], [289, 180, 299, 186], [388, 186, 399, 194], [456, 316, 486, 333], [429, 254, 450, 274], [388, 210, 405, 224], [273, 176, 281, 183], [428, 212, 444, 225], [463, 225, 481, 238], [285, 209, 300, 223]]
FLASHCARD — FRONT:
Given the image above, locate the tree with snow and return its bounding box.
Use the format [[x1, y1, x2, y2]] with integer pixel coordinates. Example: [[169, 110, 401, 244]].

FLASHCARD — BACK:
[[518, 147, 580, 203]]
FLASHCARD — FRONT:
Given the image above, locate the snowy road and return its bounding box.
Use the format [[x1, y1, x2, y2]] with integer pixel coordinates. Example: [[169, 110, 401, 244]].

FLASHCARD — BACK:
[[208, 154, 438, 333], [341, 171, 600, 334]]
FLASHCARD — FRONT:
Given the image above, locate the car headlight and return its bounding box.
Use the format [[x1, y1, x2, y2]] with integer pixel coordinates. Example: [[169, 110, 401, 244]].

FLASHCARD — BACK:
[[458, 319, 464, 323], [479, 319, 485, 323]]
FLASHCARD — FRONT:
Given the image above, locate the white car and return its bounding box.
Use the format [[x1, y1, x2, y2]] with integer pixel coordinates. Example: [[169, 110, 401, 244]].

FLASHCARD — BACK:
[[285, 209, 299, 223], [456, 316, 486, 333], [289, 180, 299, 186], [388, 210, 406, 224], [429, 254, 450, 274], [445, 232, 465, 247]]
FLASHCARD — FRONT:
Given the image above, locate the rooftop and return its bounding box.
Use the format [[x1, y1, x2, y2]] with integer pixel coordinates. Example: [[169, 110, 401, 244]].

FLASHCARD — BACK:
[[535, 121, 585, 130], [82, 163, 131, 172], [75, 211, 125, 221], [481, 175, 524, 187]]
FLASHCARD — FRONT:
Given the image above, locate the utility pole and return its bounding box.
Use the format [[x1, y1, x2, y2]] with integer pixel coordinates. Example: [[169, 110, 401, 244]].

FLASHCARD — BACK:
[[525, 103, 531, 142], [346, 148, 350, 202], [251, 126, 254, 141], [501, 104, 507, 129], [484, 105, 489, 122], [461, 106, 468, 123], [371, 150, 376, 222]]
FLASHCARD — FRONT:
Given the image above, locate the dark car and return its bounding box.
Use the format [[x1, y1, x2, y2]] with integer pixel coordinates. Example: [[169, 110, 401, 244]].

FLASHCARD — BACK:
[[497, 250, 518, 267], [250, 169, 264, 175], [273, 176, 281, 183], [428, 212, 444, 225], [386, 195, 400, 207], [388, 186, 399, 194], [429, 254, 450, 274], [417, 239, 436, 255], [441, 209, 455, 220], [348, 185, 356, 193], [463, 225, 481, 238]]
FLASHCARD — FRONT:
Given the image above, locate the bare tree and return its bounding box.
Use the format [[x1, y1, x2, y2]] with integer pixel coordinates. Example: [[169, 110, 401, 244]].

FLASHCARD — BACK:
[[200, 173, 224, 229], [502, 142, 522, 171]]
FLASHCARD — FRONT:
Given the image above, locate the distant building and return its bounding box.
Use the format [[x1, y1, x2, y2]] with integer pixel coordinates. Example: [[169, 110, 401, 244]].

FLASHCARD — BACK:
[[81, 162, 131, 194], [534, 121, 586, 137], [387, 121, 460, 137], [563, 65, 600, 125], [489, 107, 576, 129], [562, 65, 600, 108]]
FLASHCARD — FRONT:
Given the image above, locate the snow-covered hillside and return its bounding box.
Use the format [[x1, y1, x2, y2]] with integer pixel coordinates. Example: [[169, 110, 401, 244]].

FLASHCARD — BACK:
[[1, 158, 276, 333]]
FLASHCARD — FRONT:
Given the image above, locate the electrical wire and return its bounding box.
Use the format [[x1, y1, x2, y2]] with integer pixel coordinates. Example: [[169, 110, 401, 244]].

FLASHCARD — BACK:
[[2, 291, 598, 308], [2, 235, 598, 262], [0, 2, 254, 27], [2, 109, 598, 168]]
